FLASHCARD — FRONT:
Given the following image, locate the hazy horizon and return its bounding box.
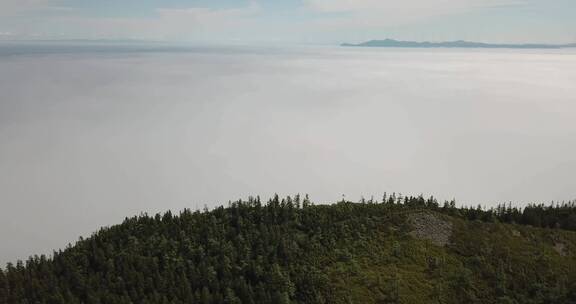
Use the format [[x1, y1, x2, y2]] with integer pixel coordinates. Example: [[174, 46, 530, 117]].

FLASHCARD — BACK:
[[2, 0, 576, 44], [0, 42, 575, 264]]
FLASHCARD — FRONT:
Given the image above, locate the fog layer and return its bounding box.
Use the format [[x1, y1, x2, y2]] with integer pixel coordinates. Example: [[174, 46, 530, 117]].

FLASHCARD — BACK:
[[1, 44, 575, 263]]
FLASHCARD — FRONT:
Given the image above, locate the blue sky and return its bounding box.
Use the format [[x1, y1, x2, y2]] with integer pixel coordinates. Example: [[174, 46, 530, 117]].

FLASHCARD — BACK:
[[0, 0, 575, 44]]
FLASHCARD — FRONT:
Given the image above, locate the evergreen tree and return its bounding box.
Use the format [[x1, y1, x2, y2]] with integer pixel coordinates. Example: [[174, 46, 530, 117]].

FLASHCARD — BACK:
[[2, 195, 575, 303]]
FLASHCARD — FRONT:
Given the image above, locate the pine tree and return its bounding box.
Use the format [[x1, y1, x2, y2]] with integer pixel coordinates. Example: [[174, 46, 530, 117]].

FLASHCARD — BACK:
[[0, 269, 7, 304], [200, 286, 212, 304]]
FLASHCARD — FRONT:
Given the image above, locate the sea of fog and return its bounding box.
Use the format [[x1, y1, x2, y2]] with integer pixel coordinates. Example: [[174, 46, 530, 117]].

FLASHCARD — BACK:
[[1, 42, 575, 264]]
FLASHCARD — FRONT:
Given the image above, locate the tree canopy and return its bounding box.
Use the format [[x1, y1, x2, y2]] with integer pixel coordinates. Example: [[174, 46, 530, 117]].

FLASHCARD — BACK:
[[2, 194, 576, 303]]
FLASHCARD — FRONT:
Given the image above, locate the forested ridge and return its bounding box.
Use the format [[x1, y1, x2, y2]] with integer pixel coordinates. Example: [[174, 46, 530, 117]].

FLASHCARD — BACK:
[[2, 194, 576, 304]]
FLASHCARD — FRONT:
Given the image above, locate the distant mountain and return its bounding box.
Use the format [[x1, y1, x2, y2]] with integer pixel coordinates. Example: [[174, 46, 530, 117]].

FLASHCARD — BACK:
[[342, 39, 576, 49], [2, 195, 576, 303]]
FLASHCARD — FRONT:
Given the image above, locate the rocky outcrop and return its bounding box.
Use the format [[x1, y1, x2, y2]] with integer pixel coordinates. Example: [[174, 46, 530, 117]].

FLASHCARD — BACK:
[[554, 242, 568, 256], [408, 212, 453, 246]]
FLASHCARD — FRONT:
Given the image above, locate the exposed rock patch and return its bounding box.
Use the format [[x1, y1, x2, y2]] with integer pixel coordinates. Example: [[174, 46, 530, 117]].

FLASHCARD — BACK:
[[554, 242, 567, 256], [408, 212, 453, 246]]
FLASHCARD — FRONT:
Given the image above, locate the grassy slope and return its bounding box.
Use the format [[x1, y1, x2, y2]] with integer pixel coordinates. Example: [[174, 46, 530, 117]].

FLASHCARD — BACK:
[[313, 211, 576, 303]]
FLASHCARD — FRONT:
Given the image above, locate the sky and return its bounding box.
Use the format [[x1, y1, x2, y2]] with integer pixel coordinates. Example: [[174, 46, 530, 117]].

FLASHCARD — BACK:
[[0, 45, 575, 264], [0, 0, 575, 44], [0, 0, 575, 265]]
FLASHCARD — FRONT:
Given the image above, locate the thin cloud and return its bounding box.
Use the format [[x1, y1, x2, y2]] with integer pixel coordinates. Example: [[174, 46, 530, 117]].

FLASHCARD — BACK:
[[303, 0, 528, 13], [4, 1, 263, 41], [0, 0, 67, 16], [301, 0, 529, 29], [156, 1, 261, 31]]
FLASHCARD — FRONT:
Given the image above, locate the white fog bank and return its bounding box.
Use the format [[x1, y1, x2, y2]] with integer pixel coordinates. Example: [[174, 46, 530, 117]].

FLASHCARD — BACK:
[[1, 44, 575, 264]]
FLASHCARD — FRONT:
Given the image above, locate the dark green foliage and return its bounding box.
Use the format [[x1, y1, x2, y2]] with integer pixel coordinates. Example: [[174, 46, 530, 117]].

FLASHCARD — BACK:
[[2, 194, 576, 303]]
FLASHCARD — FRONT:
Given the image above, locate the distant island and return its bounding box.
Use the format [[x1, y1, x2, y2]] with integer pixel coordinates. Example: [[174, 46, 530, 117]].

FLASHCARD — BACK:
[[342, 39, 576, 49]]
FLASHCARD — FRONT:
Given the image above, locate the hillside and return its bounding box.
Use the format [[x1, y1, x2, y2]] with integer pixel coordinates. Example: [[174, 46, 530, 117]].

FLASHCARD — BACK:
[[341, 39, 576, 49], [2, 195, 576, 304]]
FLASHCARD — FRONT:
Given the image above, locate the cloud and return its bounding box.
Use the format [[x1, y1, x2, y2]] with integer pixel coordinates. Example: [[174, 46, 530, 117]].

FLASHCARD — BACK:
[[0, 0, 66, 16], [155, 2, 261, 32], [1, 1, 262, 41], [304, 0, 527, 13], [1, 45, 576, 264], [0, 0, 562, 43], [302, 0, 528, 29]]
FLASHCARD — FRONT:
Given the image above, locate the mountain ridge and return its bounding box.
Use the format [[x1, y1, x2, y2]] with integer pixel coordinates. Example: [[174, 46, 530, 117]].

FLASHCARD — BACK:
[[342, 38, 576, 49], [2, 195, 576, 303]]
